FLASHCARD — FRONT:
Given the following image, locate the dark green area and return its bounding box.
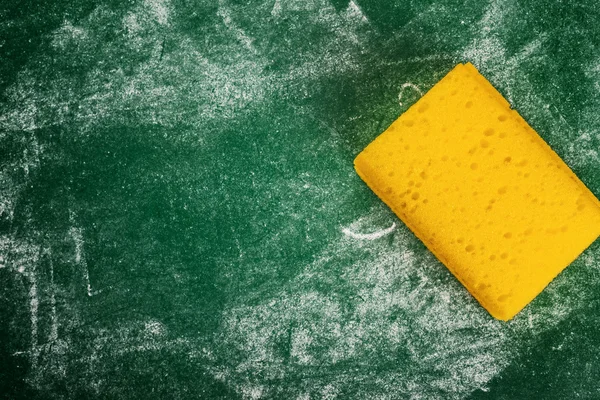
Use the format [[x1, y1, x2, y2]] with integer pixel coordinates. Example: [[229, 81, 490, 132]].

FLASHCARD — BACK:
[[1, 0, 599, 398]]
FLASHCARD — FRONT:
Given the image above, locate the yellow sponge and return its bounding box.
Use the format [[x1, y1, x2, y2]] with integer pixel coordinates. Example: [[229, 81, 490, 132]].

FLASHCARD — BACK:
[[354, 62, 600, 321]]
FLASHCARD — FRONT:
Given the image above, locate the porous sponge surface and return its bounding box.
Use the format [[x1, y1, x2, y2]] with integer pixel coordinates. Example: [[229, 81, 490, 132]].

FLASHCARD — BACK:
[[354, 63, 600, 321]]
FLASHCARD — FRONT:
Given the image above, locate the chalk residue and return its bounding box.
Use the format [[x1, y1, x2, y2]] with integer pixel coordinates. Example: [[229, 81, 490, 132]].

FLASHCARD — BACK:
[[1, 0, 367, 137], [205, 194, 599, 399], [563, 58, 600, 169], [271, 0, 282, 17], [48, 254, 59, 343], [144, 320, 166, 337], [2, 0, 597, 397], [144, 0, 170, 26], [343, 0, 369, 23], [462, 0, 547, 103], [69, 222, 93, 297], [0, 238, 44, 369], [398, 82, 423, 106], [342, 222, 396, 240], [208, 208, 513, 398], [0, 131, 41, 231], [217, 0, 257, 54], [51, 20, 88, 49], [28, 256, 40, 369]]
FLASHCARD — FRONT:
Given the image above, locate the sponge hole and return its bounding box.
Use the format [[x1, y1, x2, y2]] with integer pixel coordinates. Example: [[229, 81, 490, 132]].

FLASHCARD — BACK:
[[465, 101, 473, 108], [497, 294, 511, 302], [465, 244, 475, 252], [470, 163, 479, 170], [480, 139, 490, 148], [498, 115, 508, 122], [483, 128, 495, 136], [418, 103, 430, 113]]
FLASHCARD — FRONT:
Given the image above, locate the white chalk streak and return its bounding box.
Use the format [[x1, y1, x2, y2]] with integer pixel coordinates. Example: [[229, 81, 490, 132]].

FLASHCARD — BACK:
[[345, 0, 369, 23], [49, 254, 58, 342], [28, 262, 40, 368], [398, 83, 423, 106], [84, 267, 92, 297], [271, 0, 281, 17], [70, 226, 93, 297], [144, 0, 170, 26], [217, 0, 257, 54], [342, 222, 396, 240]]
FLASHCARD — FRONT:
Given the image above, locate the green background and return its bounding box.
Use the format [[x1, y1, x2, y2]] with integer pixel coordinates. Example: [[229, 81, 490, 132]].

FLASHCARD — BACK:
[[1, 0, 599, 398]]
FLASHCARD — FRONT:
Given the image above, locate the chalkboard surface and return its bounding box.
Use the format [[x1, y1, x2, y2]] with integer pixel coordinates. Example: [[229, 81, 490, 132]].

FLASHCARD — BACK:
[[1, 0, 599, 398]]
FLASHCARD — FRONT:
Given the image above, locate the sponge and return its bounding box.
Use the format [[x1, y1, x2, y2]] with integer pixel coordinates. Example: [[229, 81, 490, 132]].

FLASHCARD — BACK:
[[354, 62, 600, 321]]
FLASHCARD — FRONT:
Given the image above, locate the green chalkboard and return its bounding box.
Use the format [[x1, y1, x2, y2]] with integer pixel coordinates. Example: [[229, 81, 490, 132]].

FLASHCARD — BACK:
[[1, 0, 599, 398]]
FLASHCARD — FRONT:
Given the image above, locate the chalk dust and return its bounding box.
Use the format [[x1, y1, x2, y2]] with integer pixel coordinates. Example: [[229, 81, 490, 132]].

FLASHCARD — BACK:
[[1, 0, 598, 398]]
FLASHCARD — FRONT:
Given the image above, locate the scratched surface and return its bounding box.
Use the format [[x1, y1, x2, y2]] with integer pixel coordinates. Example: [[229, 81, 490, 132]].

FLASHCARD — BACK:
[[1, 0, 600, 399]]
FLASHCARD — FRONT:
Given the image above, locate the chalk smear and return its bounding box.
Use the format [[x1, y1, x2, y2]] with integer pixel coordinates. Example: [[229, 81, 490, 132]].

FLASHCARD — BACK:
[[398, 82, 423, 106], [342, 222, 396, 240]]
